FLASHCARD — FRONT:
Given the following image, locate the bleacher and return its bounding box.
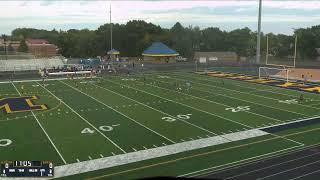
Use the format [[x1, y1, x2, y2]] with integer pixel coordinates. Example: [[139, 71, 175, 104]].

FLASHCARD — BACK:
[[0, 56, 65, 72]]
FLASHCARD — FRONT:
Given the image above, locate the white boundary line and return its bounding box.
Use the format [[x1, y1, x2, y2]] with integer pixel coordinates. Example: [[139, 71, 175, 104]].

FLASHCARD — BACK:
[[178, 72, 320, 110], [59, 80, 176, 144], [91, 83, 218, 136], [0, 76, 97, 84], [36, 81, 127, 153], [167, 75, 309, 117], [105, 79, 253, 129], [106, 77, 304, 146], [141, 77, 304, 146], [11, 82, 67, 164], [289, 169, 320, 180], [258, 115, 320, 131], [184, 142, 320, 178], [150, 77, 284, 124], [50, 129, 267, 178], [224, 151, 320, 179], [259, 159, 320, 180], [180, 144, 304, 178]]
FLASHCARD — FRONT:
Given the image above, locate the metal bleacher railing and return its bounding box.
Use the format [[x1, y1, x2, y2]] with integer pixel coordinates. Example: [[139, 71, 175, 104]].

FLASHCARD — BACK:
[[0, 55, 66, 72]]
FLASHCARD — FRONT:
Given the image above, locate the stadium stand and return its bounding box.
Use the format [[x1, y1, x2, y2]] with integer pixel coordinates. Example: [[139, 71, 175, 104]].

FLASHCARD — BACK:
[[0, 56, 65, 72]]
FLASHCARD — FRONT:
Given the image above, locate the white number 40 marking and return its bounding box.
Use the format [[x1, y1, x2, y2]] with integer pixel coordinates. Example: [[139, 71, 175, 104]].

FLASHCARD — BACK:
[[225, 106, 250, 112], [81, 124, 120, 134], [0, 139, 12, 147], [162, 114, 192, 122]]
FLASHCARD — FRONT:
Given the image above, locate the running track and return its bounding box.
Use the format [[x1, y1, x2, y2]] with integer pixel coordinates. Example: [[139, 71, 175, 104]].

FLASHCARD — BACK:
[[192, 144, 320, 180]]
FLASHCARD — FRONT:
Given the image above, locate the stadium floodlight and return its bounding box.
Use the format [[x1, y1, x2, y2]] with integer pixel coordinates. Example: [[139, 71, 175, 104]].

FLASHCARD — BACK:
[[256, 0, 262, 64], [1, 34, 8, 60], [110, 3, 112, 50]]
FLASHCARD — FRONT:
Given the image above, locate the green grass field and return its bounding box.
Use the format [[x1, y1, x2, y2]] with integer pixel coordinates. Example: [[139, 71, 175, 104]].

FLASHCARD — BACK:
[[0, 71, 320, 179]]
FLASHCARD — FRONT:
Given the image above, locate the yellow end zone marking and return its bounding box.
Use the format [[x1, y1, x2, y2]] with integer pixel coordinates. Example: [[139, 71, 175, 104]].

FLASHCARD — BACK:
[[245, 79, 280, 84], [302, 87, 320, 93], [86, 127, 320, 180]]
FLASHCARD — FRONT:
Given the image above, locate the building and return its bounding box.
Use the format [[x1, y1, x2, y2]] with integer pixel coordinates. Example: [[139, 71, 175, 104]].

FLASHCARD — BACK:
[[194, 52, 238, 63], [0, 38, 20, 51], [25, 38, 58, 57], [142, 42, 179, 63]]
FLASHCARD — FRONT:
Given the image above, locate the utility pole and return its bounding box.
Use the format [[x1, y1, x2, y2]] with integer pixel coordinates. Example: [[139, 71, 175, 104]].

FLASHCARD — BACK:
[[256, 0, 262, 64], [110, 4, 112, 51], [2, 34, 8, 60]]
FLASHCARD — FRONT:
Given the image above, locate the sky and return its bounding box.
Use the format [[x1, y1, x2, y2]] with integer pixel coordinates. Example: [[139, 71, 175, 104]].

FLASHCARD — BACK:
[[1, 0, 320, 35]]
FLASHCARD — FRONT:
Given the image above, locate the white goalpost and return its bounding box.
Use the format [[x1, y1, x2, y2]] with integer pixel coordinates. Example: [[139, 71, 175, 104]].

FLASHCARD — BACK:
[[258, 35, 298, 83], [259, 66, 289, 82], [265, 35, 297, 68]]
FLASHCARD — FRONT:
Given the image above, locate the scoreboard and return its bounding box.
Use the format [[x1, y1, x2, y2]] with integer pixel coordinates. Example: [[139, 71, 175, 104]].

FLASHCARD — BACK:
[[0, 161, 53, 177]]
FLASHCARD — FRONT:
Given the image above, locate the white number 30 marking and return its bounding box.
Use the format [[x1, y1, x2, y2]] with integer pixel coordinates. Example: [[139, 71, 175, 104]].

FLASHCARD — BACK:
[[0, 139, 12, 147], [225, 106, 250, 112]]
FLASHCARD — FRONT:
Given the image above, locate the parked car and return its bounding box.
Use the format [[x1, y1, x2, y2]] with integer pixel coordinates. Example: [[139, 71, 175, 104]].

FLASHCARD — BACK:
[[176, 56, 187, 62]]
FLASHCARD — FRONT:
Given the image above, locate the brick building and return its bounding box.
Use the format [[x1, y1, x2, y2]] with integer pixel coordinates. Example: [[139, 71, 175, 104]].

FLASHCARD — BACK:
[[25, 39, 58, 57]]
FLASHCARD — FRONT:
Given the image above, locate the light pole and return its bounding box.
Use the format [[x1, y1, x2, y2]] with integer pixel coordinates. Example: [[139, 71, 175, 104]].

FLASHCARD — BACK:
[[1, 34, 8, 60], [256, 0, 262, 64]]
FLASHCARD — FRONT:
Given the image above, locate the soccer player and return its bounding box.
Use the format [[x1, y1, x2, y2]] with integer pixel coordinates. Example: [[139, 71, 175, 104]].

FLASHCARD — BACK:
[[299, 94, 304, 103], [21, 84, 25, 94], [143, 75, 146, 85], [221, 79, 225, 85], [186, 81, 192, 92]]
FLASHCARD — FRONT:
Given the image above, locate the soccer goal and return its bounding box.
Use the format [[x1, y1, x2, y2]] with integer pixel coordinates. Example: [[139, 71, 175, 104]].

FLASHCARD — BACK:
[[259, 66, 289, 82]]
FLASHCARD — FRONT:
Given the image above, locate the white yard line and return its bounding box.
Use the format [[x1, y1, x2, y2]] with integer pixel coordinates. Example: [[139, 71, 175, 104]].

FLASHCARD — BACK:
[[53, 129, 268, 178], [176, 73, 320, 110], [166, 76, 309, 116], [11, 82, 67, 164], [108, 78, 304, 146], [59, 80, 176, 144], [37, 81, 127, 154], [150, 77, 285, 123], [92, 83, 217, 136], [106, 79, 253, 129]]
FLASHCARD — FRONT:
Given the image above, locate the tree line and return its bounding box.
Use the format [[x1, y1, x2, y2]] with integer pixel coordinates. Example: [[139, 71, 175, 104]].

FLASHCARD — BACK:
[[6, 20, 320, 60]]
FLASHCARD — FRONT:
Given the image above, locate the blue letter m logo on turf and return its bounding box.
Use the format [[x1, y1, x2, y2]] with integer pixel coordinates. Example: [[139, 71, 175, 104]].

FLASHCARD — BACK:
[[0, 96, 48, 114]]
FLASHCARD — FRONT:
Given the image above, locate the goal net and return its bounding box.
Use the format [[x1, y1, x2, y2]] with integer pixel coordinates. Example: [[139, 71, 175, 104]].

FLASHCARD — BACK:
[[259, 66, 289, 82]]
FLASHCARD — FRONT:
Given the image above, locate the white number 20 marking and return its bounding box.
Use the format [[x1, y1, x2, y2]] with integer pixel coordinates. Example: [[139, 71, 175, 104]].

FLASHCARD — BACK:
[[225, 106, 250, 112], [0, 139, 12, 147]]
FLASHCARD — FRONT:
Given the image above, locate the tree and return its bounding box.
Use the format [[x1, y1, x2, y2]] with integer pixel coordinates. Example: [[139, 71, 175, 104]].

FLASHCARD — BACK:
[[18, 39, 28, 52]]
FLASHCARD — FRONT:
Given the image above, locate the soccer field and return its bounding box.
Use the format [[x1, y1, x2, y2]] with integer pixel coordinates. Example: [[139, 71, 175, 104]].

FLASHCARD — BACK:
[[1, 71, 320, 179]]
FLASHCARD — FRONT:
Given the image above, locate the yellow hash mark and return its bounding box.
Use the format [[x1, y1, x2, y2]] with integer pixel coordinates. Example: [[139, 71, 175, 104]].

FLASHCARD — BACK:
[[86, 127, 320, 180]]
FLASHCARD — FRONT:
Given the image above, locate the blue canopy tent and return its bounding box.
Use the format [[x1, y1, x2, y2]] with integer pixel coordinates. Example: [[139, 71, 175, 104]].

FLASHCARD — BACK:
[[142, 42, 179, 56], [142, 42, 179, 63], [80, 58, 101, 66]]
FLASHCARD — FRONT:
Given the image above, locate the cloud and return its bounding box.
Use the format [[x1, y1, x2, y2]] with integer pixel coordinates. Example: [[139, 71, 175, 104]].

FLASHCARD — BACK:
[[0, 0, 319, 35]]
